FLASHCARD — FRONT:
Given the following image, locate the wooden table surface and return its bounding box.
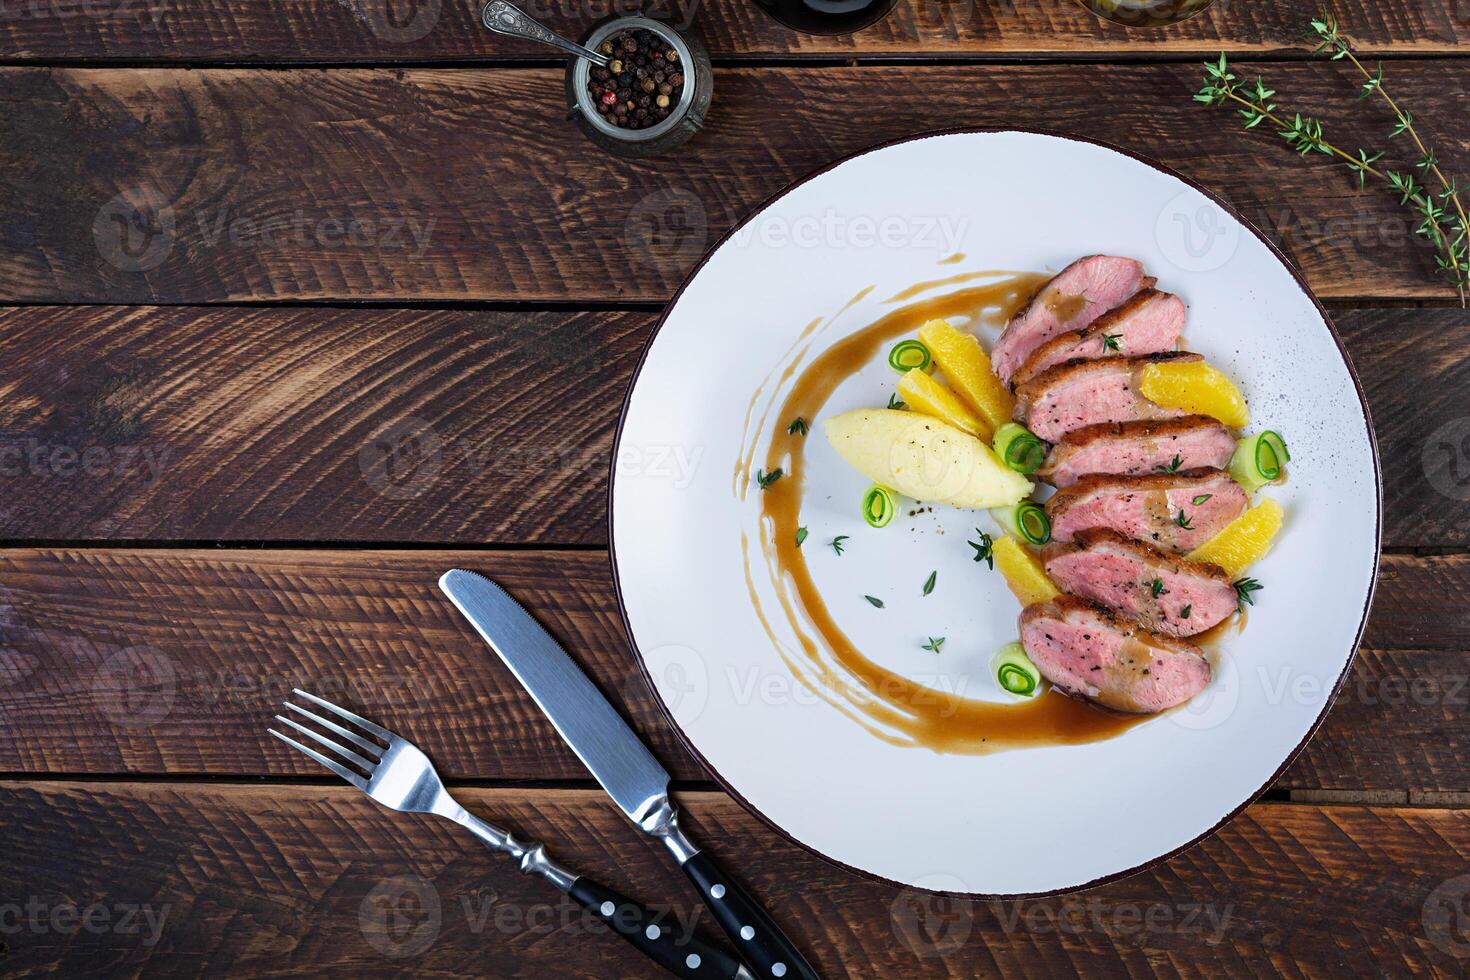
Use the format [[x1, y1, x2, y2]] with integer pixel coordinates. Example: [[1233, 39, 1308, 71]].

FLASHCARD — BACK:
[[2, 1, 1468, 976]]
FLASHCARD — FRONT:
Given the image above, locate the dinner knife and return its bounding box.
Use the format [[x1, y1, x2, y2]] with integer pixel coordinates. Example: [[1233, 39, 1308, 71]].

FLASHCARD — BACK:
[[440, 568, 821, 980]]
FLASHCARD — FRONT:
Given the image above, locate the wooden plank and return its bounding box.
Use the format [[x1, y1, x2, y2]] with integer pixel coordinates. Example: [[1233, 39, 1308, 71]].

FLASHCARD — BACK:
[[0, 548, 1464, 792], [0, 0, 1465, 62], [0, 62, 1466, 304], [0, 305, 1462, 547], [0, 305, 646, 545], [0, 782, 1464, 975]]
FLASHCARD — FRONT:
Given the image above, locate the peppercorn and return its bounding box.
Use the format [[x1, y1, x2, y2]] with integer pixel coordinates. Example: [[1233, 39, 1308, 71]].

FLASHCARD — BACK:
[[585, 28, 688, 131]]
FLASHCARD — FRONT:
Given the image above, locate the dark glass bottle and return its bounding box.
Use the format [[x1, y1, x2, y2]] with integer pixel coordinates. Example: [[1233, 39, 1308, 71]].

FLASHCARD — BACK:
[[752, 0, 897, 35], [1074, 0, 1216, 27]]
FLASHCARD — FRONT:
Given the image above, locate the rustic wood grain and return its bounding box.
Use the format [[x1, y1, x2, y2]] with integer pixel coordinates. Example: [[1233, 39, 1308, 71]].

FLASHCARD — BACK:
[[1, 62, 1467, 304], [0, 0, 1466, 62], [0, 782, 1465, 976], [0, 305, 1462, 546], [0, 547, 1464, 791], [0, 305, 645, 544]]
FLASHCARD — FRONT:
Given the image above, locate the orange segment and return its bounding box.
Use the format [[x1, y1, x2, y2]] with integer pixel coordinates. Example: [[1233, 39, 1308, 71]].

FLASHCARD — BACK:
[[1186, 498, 1284, 578], [993, 535, 1061, 607], [917, 318, 1015, 435], [897, 368, 987, 439], [1139, 360, 1250, 429]]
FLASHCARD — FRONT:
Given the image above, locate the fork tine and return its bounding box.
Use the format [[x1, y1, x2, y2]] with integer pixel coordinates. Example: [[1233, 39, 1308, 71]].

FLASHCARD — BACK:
[[292, 688, 393, 741], [285, 702, 385, 759], [269, 729, 369, 790], [275, 715, 379, 773]]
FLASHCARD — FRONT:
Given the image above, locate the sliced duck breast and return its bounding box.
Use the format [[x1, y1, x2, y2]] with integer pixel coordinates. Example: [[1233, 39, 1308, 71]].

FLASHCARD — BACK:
[[1011, 289, 1186, 387], [1020, 596, 1211, 713], [1045, 468, 1248, 553], [1043, 529, 1238, 638], [1038, 416, 1237, 488], [1014, 352, 1199, 443], [992, 255, 1148, 386]]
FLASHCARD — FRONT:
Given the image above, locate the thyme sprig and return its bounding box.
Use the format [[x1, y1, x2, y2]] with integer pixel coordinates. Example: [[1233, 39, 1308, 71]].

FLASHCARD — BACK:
[[1195, 19, 1470, 305]]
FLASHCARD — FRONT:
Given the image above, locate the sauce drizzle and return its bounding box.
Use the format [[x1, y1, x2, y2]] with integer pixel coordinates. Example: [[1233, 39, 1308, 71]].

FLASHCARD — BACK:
[[743, 272, 1152, 754]]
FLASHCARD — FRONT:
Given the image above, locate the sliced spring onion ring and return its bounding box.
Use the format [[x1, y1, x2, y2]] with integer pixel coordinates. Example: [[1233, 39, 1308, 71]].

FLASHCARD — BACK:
[[990, 501, 1051, 545], [861, 485, 896, 528], [992, 642, 1043, 698], [992, 422, 1047, 474], [887, 339, 932, 374], [1229, 430, 1291, 492]]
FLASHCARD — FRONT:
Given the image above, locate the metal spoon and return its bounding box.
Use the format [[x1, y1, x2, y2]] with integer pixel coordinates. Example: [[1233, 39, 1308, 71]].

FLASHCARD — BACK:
[[481, 1, 612, 68]]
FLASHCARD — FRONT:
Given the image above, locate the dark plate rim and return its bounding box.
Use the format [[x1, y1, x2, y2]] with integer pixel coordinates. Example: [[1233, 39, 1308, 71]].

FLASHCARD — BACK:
[[606, 126, 1383, 900]]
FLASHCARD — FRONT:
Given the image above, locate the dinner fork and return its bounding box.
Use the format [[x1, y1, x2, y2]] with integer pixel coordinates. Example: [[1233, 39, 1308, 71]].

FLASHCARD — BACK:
[[269, 689, 751, 979]]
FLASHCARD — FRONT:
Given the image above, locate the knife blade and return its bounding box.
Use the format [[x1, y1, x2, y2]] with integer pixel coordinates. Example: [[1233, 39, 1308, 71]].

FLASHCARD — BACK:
[[439, 568, 821, 980], [438, 568, 670, 826]]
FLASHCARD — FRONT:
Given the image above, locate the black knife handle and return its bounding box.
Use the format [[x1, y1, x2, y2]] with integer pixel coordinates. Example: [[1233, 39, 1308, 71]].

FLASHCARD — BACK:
[[682, 851, 821, 980], [569, 876, 746, 979]]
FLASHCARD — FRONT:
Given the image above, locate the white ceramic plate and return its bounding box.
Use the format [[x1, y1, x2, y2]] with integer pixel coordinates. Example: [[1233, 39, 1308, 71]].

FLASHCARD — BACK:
[[610, 130, 1380, 897]]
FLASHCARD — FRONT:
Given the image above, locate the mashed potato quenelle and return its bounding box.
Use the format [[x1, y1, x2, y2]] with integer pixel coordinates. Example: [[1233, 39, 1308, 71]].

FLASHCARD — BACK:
[[822, 409, 1032, 509]]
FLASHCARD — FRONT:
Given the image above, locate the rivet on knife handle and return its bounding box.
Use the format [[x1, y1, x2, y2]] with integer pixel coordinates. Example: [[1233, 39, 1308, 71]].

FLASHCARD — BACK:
[[681, 849, 820, 980]]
